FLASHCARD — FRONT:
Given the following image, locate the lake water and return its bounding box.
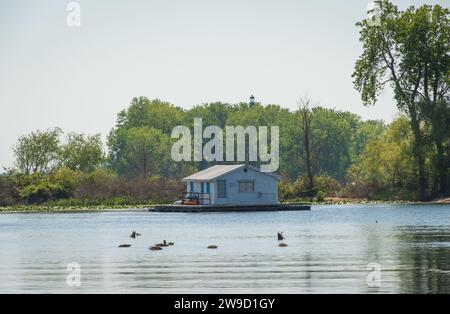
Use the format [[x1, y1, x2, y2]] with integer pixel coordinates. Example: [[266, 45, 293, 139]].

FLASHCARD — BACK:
[[0, 204, 449, 294]]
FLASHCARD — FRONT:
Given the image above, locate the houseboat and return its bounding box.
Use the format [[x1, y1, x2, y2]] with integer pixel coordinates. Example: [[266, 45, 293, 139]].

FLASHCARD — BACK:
[[150, 164, 310, 212]]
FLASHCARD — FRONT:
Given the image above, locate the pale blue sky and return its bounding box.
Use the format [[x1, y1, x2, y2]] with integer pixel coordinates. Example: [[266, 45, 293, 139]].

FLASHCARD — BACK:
[[0, 0, 447, 168]]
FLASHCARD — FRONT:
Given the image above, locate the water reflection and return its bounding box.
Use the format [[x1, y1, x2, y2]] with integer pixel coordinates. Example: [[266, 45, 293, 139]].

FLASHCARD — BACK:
[[395, 226, 450, 293], [0, 204, 449, 293]]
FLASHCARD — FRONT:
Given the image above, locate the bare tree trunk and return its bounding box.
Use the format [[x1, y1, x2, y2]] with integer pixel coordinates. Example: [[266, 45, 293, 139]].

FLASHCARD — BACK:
[[435, 140, 447, 196], [409, 112, 427, 201], [303, 113, 314, 195], [299, 96, 314, 197]]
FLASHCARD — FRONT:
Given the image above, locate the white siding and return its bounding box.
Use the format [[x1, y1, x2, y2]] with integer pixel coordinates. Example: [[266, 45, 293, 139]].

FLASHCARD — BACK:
[[213, 168, 278, 205], [210, 181, 217, 205], [185, 167, 279, 205]]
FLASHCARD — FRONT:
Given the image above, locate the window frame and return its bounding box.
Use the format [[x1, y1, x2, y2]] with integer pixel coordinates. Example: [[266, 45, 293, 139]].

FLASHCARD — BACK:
[[238, 180, 255, 193]]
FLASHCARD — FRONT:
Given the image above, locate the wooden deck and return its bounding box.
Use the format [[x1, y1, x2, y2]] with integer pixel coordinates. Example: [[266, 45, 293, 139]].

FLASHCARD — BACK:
[[149, 203, 311, 213]]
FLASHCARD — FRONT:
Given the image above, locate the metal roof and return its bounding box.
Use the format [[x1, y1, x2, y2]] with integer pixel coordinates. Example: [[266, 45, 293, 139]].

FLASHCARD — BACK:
[[182, 164, 280, 181]]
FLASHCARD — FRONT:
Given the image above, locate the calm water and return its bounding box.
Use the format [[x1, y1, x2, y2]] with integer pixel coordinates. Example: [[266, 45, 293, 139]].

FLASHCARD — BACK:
[[0, 204, 449, 294]]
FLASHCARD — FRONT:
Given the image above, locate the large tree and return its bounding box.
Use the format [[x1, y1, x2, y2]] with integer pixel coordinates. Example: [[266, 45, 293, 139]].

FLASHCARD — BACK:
[[298, 97, 315, 196], [108, 127, 172, 178], [352, 0, 449, 199], [59, 133, 105, 172], [13, 128, 62, 174]]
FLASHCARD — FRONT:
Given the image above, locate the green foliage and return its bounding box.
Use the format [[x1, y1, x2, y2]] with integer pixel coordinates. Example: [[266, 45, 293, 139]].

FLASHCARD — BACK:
[[18, 182, 65, 204], [0, 174, 18, 206], [345, 116, 416, 199], [59, 133, 104, 172], [7, 90, 449, 209], [314, 173, 341, 195], [108, 97, 191, 178], [108, 127, 174, 177], [50, 167, 82, 194], [278, 180, 294, 202], [287, 173, 340, 199], [316, 191, 325, 202], [118, 97, 184, 134], [13, 128, 62, 174], [352, 0, 450, 199]]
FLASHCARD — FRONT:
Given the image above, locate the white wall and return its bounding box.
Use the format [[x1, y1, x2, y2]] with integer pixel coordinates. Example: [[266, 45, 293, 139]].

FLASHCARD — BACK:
[[213, 168, 278, 205], [185, 168, 279, 205]]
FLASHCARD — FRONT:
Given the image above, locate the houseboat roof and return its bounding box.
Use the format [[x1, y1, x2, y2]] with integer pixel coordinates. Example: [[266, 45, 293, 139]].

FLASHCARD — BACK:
[[182, 164, 281, 182]]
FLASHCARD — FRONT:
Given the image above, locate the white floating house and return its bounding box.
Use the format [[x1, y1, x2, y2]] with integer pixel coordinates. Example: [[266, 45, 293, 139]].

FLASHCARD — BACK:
[[182, 164, 281, 205]]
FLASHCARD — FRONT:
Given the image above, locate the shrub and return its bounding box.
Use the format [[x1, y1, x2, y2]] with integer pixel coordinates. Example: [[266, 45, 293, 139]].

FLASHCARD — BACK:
[[278, 180, 293, 201], [316, 190, 325, 202], [0, 175, 18, 206], [314, 173, 341, 195], [50, 167, 82, 197], [18, 182, 65, 204]]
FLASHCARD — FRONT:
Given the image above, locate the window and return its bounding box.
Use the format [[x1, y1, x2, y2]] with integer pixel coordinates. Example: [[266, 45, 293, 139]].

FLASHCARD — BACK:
[[217, 180, 227, 198], [189, 181, 194, 192], [239, 181, 254, 193], [206, 182, 210, 194]]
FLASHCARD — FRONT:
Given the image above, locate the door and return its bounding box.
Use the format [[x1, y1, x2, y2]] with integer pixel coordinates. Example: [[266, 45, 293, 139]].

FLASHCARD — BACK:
[[217, 180, 227, 204]]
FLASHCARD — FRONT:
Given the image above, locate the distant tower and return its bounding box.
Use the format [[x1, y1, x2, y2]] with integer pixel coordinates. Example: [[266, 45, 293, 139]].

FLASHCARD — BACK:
[[249, 94, 255, 107]]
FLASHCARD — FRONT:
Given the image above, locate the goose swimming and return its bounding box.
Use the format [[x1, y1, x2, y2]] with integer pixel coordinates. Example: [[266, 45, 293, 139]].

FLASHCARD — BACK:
[[277, 232, 285, 241]]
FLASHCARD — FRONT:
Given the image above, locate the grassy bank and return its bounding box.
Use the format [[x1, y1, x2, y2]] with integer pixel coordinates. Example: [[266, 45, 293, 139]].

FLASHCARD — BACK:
[[284, 196, 450, 205], [2, 197, 448, 213], [0, 198, 172, 212]]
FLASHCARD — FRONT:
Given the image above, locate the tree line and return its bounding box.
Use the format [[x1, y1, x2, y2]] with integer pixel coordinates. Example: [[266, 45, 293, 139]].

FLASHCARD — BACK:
[[0, 0, 448, 207], [1, 95, 448, 207]]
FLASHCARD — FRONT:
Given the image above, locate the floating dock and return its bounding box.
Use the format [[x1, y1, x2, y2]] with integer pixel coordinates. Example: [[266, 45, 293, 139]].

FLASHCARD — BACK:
[[149, 203, 311, 213]]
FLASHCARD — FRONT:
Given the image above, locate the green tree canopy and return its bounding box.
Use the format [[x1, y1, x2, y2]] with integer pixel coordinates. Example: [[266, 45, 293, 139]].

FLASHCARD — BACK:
[[13, 128, 62, 175], [352, 0, 450, 199], [59, 133, 104, 172]]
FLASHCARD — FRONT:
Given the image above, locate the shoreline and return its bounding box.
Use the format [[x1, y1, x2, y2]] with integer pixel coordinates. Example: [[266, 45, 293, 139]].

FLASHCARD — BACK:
[[1, 198, 449, 213]]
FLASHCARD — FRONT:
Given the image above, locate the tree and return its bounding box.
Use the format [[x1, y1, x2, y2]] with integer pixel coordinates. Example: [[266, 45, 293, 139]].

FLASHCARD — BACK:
[[59, 133, 104, 172], [108, 127, 172, 178], [0, 173, 17, 206], [108, 97, 186, 177], [352, 0, 449, 199], [298, 97, 315, 196], [311, 108, 353, 180], [352, 120, 385, 157], [13, 128, 62, 174], [347, 116, 415, 198], [403, 5, 450, 195], [119, 97, 184, 134]]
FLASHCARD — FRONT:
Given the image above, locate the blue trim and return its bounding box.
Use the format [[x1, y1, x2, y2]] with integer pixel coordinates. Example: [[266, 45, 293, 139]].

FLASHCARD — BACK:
[[189, 182, 194, 192], [206, 182, 210, 194], [201, 182, 205, 193]]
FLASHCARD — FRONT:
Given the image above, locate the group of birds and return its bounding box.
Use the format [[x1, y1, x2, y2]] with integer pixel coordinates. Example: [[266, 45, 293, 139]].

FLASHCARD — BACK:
[[118, 230, 175, 251], [149, 240, 175, 251], [118, 230, 288, 250]]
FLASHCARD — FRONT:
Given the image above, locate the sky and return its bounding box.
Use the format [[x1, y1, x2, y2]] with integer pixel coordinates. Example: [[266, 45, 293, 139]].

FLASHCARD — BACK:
[[0, 0, 447, 169]]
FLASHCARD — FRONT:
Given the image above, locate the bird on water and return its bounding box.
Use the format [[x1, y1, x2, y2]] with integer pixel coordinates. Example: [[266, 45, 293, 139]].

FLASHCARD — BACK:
[[277, 232, 285, 241]]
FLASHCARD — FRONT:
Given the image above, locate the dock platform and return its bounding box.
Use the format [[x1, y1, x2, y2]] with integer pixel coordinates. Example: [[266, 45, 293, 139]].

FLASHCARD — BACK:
[[149, 203, 311, 213]]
